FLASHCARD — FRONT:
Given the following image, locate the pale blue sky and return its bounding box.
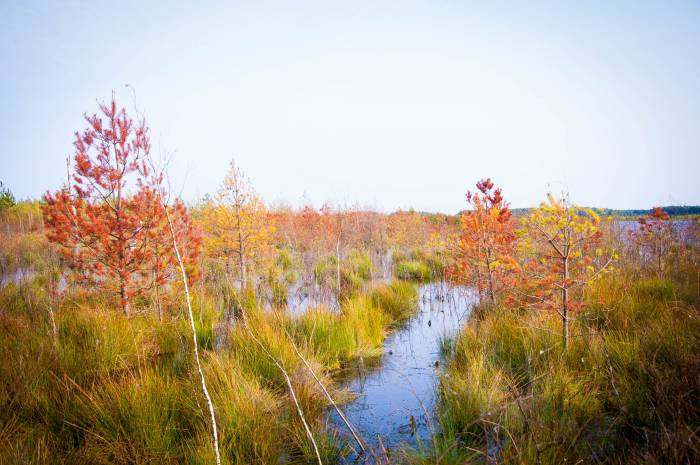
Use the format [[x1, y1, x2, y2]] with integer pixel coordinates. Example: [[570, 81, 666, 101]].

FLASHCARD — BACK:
[[1, 1, 699, 212]]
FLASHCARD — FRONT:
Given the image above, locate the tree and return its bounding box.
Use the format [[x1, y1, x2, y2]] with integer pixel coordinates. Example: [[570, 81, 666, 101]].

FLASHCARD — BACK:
[[449, 179, 517, 305], [0, 181, 15, 212], [292, 204, 331, 273], [349, 210, 389, 269], [519, 193, 615, 348], [387, 210, 429, 253], [42, 98, 200, 314], [201, 160, 273, 288], [631, 207, 673, 276], [319, 202, 343, 292], [147, 195, 202, 320]]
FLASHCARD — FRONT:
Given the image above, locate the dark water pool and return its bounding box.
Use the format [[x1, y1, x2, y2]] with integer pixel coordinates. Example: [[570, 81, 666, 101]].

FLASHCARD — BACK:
[[328, 283, 477, 457]]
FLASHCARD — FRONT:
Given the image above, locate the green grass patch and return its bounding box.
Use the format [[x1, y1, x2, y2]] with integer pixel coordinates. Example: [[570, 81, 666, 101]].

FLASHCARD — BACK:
[[369, 279, 418, 322]]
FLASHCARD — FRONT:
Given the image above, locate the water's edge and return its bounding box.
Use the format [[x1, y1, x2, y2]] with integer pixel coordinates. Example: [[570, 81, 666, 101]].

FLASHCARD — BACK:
[[327, 283, 477, 457]]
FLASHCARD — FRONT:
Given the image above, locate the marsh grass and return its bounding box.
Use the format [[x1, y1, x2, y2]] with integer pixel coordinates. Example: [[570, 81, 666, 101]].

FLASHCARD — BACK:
[[8, 219, 697, 465], [393, 249, 444, 282], [0, 274, 354, 465], [0, 252, 428, 465], [0, 232, 56, 276], [369, 279, 418, 322], [394, 260, 432, 281], [427, 272, 700, 464], [294, 297, 388, 367], [313, 250, 374, 299]]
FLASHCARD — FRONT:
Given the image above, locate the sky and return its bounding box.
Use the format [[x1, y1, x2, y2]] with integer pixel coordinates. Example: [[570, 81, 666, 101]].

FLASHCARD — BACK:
[[1, 1, 699, 213]]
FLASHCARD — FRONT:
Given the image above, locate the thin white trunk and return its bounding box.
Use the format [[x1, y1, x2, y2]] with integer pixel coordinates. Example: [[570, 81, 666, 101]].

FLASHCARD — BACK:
[[242, 315, 323, 465], [48, 305, 58, 343], [274, 310, 366, 453], [162, 203, 221, 465]]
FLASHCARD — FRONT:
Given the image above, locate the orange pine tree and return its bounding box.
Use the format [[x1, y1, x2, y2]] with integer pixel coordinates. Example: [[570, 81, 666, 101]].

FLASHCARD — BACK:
[[42, 98, 200, 314], [448, 178, 517, 305]]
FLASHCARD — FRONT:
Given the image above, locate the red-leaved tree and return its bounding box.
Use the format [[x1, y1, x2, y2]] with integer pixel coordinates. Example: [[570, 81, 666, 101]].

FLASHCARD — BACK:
[[448, 178, 518, 305], [631, 207, 673, 276], [43, 98, 200, 314]]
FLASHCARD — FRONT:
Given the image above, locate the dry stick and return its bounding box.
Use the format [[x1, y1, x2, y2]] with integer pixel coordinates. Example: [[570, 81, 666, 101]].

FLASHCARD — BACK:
[[153, 268, 163, 323], [241, 315, 323, 465], [47, 284, 58, 344], [336, 238, 341, 295], [602, 344, 621, 402], [482, 418, 522, 461], [377, 435, 390, 465], [180, 333, 204, 414], [507, 379, 542, 465], [434, 391, 538, 464], [46, 303, 59, 350], [401, 372, 439, 464], [271, 310, 367, 454], [48, 305, 57, 338], [162, 204, 221, 465]]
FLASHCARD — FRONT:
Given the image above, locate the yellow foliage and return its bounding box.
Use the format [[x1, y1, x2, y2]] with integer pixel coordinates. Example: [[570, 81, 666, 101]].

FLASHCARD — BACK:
[[198, 160, 275, 284]]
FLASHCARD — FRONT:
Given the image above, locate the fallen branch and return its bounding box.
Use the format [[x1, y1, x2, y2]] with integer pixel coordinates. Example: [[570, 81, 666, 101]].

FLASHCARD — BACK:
[[161, 197, 221, 465], [272, 309, 367, 454], [241, 314, 323, 465]]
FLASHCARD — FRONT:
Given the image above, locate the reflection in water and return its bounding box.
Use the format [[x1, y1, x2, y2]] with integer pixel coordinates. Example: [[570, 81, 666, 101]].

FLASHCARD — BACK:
[[286, 281, 339, 317], [328, 283, 477, 456], [0, 269, 69, 294], [0, 268, 36, 288]]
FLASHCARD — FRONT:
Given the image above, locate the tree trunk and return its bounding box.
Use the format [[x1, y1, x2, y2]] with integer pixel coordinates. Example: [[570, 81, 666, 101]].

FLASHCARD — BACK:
[[562, 257, 569, 349], [120, 281, 129, 315], [336, 238, 341, 294], [240, 253, 246, 290], [154, 269, 162, 323], [235, 205, 246, 290], [485, 249, 496, 305]]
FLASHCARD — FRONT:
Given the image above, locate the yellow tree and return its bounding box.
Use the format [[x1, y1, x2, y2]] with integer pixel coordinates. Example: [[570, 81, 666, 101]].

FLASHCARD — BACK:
[[201, 161, 273, 288], [519, 193, 615, 348], [387, 210, 427, 253]]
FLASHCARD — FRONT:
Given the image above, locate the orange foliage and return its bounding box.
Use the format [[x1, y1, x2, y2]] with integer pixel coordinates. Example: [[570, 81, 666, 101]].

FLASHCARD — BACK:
[[631, 207, 673, 275], [448, 179, 517, 304], [42, 98, 200, 313]]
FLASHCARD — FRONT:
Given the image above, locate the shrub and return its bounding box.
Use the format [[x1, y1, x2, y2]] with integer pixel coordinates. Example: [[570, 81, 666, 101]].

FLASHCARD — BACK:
[[394, 260, 432, 281]]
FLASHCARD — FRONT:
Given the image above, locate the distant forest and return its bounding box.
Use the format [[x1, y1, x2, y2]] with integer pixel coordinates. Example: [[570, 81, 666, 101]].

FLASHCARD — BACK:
[[509, 205, 700, 218]]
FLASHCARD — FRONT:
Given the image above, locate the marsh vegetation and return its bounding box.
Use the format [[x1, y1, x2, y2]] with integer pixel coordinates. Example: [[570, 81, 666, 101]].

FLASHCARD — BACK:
[[1, 101, 699, 464]]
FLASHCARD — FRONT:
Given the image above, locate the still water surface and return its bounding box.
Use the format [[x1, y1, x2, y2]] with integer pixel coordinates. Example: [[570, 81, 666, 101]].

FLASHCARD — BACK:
[[327, 283, 477, 455]]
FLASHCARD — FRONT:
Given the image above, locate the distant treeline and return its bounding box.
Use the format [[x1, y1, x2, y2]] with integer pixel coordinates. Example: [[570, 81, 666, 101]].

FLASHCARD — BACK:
[[508, 205, 700, 218]]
